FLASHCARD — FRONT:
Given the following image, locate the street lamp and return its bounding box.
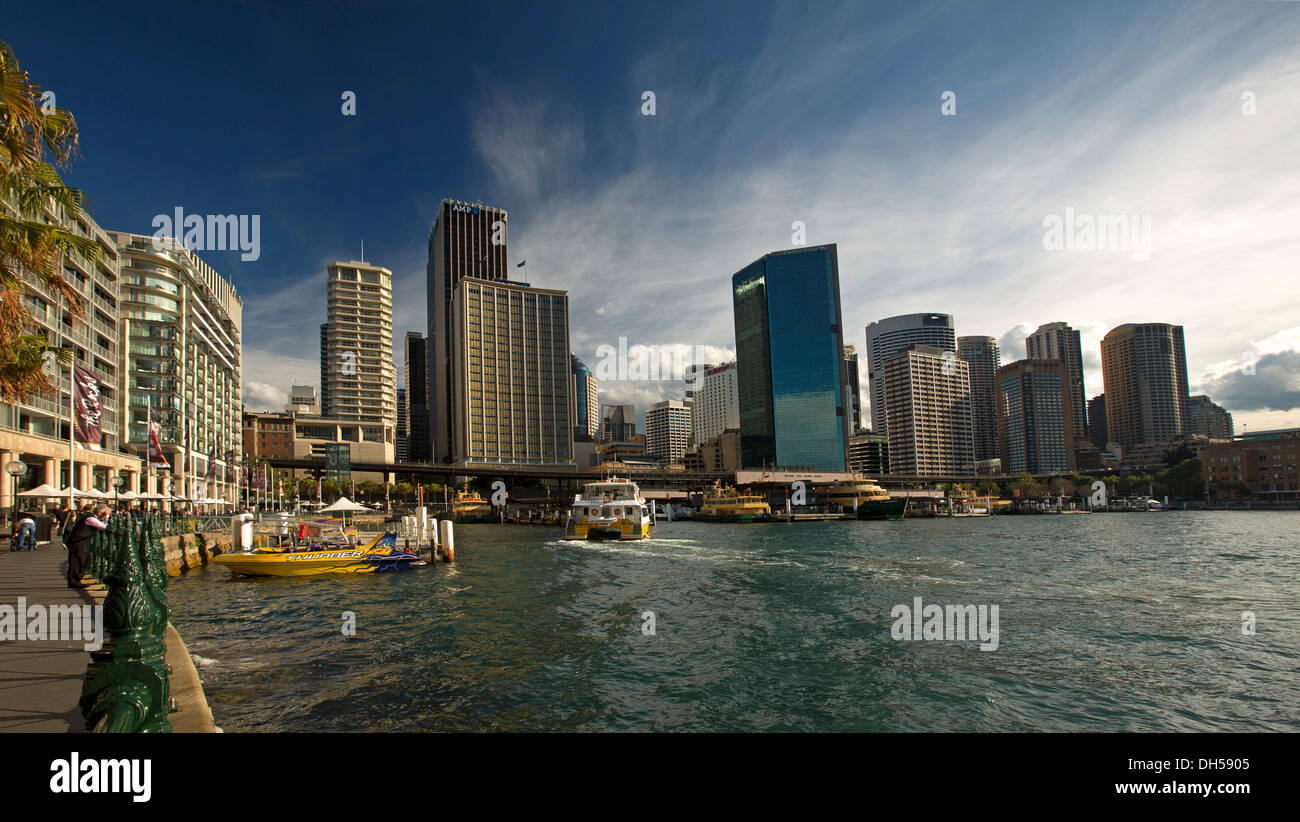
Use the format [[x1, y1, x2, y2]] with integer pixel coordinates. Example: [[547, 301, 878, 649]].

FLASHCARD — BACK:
[[5, 460, 28, 528], [111, 475, 124, 509]]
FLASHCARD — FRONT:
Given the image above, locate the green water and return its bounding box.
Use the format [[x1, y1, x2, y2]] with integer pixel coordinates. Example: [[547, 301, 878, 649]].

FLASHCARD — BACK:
[[167, 513, 1299, 732]]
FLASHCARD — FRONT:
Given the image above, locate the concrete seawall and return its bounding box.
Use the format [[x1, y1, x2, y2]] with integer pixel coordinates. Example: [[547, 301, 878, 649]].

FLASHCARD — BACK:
[[163, 530, 233, 577]]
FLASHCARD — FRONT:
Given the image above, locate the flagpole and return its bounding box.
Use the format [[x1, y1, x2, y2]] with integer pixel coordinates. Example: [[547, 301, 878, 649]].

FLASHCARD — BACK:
[[67, 356, 75, 511]]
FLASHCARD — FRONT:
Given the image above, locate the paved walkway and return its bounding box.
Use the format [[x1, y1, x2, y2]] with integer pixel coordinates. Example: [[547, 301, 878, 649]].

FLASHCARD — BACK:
[[0, 536, 215, 733]]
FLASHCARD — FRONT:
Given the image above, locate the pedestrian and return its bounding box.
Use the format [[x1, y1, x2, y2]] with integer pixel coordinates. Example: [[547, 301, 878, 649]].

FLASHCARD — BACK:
[[65, 503, 109, 589], [17, 513, 36, 551]]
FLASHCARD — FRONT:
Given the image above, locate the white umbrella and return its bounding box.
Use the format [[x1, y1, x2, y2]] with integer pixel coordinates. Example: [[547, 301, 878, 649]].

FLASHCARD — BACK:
[[59, 486, 107, 499], [319, 496, 369, 527], [117, 490, 139, 500], [17, 483, 62, 497]]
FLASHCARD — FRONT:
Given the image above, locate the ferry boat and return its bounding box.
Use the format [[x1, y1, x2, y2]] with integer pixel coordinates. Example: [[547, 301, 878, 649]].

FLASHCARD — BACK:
[[213, 518, 420, 576], [693, 483, 776, 523], [821, 477, 907, 520], [448, 490, 495, 523], [564, 478, 651, 540]]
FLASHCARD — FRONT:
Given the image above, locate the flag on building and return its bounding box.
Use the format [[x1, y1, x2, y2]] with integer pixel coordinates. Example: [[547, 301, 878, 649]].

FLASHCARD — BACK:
[[147, 408, 169, 466], [206, 447, 217, 480]]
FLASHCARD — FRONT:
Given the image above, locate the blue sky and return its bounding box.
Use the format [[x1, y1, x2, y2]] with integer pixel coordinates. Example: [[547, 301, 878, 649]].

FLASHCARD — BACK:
[[7, 0, 1299, 433]]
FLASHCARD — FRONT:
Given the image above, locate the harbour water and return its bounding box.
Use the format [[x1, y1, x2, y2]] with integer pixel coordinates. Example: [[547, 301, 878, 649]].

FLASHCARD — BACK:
[[168, 513, 1299, 732]]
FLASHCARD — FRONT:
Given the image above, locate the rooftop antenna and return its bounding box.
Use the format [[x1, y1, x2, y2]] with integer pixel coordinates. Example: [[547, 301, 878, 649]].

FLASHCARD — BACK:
[[360, 238, 364, 262]]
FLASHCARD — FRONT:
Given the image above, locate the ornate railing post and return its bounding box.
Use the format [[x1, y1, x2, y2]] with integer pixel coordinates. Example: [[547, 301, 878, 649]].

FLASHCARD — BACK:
[[80, 516, 172, 733]]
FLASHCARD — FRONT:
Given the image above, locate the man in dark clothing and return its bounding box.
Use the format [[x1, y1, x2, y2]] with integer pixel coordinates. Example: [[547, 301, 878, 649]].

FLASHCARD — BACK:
[[65, 504, 108, 588]]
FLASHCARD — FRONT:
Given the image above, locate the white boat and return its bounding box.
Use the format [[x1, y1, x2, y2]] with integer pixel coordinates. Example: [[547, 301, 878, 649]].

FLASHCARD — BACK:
[[564, 477, 651, 540]]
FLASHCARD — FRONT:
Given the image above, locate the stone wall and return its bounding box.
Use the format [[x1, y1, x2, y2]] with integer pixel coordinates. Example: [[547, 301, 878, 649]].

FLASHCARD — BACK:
[[163, 531, 232, 577]]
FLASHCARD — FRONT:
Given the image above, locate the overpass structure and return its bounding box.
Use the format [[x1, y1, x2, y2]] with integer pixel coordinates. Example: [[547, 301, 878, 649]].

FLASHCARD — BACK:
[[261, 456, 1079, 492]]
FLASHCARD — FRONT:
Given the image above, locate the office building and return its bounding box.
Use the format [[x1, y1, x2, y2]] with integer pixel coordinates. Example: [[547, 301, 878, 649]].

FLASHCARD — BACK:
[[600, 403, 636, 442], [1025, 322, 1087, 443], [685, 362, 715, 400], [404, 332, 431, 461], [842, 345, 862, 431], [112, 232, 242, 501], [1203, 432, 1300, 494], [646, 399, 693, 464], [1087, 394, 1108, 450], [320, 260, 396, 459], [286, 385, 319, 415], [427, 199, 510, 463], [572, 355, 599, 438], [865, 313, 956, 436], [848, 429, 889, 476], [958, 336, 1001, 463], [882, 345, 974, 475], [1187, 395, 1234, 439], [996, 359, 1076, 474], [684, 429, 742, 473], [732, 244, 849, 471], [692, 362, 740, 446], [1100, 323, 1190, 454], [396, 387, 408, 462], [243, 409, 393, 482], [449, 277, 572, 467]]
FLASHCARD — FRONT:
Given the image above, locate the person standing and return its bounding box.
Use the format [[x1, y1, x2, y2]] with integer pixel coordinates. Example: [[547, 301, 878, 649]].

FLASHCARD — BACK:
[[65, 504, 108, 588]]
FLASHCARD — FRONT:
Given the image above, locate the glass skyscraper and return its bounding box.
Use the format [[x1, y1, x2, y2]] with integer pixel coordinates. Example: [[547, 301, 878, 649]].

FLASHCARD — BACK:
[[732, 244, 848, 471]]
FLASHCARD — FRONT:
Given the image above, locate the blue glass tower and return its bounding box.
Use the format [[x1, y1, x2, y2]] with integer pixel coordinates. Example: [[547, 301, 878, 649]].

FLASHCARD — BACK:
[[731, 244, 848, 471]]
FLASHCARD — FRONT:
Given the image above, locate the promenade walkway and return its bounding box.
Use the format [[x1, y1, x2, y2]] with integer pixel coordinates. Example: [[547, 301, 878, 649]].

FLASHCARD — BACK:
[[0, 535, 215, 733]]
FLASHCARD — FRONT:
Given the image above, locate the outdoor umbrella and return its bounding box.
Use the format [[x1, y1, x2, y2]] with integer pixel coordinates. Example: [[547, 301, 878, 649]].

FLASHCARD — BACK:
[[319, 496, 369, 528]]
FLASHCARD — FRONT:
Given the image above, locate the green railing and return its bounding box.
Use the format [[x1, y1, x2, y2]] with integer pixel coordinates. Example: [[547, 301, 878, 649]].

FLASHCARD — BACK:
[[80, 514, 173, 733]]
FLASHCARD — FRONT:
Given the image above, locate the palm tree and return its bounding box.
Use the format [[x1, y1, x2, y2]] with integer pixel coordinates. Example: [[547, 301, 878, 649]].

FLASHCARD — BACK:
[[0, 40, 98, 399]]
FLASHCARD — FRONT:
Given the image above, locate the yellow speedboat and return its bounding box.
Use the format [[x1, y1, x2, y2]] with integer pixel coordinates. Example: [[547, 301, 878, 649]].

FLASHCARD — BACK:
[[214, 520, 420, 577]]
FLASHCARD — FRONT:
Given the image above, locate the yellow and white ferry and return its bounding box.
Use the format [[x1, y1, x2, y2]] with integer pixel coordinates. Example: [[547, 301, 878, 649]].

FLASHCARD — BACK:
[[693, 483, 775, 523], [564, 478, 651, 540]]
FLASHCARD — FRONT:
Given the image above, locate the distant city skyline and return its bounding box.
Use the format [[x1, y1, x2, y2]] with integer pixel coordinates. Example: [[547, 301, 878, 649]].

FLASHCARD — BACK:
[[7, 1, 1298, 436]]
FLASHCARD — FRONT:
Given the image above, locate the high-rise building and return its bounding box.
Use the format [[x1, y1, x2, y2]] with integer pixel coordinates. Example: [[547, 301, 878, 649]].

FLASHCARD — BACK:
[[600, 403, 636, 442], [286, 385, 319, 415], [571, 355, 599, 438], [320, 260, 396, 460], [112, 232, 242, 501], [1100, 323, 1190, 454], [404, 332, 430, 461], [692, 361, 740, 446], [449, 277, 572, 467], [427, 199, 510, 463], [1087, 394, 1108, 449], [958, 336, 1001, 462], [1187, 395, 1234, 439], [685, 362, 715, 400], [1025, 322, 1087, 442], [842, 345, 862, 432], [732, 244, 849, 471], [848, 429, 890, 476], [996, 359, 1075, 474], [646, 399, 693, 464], [882, 344, 973, 475], [395, 387, 408, 462], [2, 208, 143, 511], [865, 313, 956, 436]]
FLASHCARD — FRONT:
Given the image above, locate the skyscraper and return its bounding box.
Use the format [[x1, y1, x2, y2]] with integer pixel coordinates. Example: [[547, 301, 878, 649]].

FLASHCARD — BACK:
[[842, 345, 862, 432], [1101, 323, 1190, 454], [882, 344, 974, 475], [692, 361, 740, 446], [427, 199, 510, 463], [404, 332, 430, 461], [732, 244, 849, 471], [450, 277, 572, 467], [1187, 395, 1234, 439], [1088, 394, 1108, 449], [600, 403, 636, 442], [396, 387, 408, 461], [320, 260, 396, 458], [646, 399, 693, 464], [1025, 322, 1087, 443], [996, 359, 1075, 474], [958, 336, 1001, 463], [865, 313, 956, 436], [571, 355, 599, 438]]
